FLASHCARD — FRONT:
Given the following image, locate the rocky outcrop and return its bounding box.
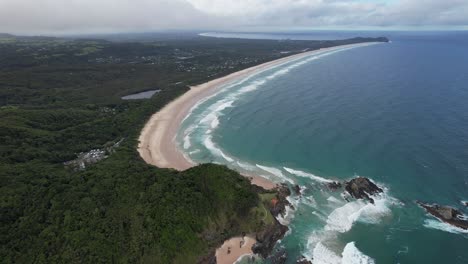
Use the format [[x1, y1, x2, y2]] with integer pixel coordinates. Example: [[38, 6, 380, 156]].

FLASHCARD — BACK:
[[266, 248, 288, 264], [344, 177, 383, 204], [270, 184, 291, 216], [252, 219, 289, 258], [253, 184, 291, 259], [327, 181, 342, 191], [294, 185, 302, 196], [417, 201, 468, 230], [296, 256, 313, 264]]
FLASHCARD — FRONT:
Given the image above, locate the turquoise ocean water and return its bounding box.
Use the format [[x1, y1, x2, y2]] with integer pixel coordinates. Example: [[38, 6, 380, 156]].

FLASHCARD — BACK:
[[177, 32, 468, 263]]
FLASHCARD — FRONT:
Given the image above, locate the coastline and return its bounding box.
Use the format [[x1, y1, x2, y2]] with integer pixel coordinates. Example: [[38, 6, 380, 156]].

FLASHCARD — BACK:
[[215, 236, 256, 264], [137, 42, 379, 264], [137, 42, 374, 189]]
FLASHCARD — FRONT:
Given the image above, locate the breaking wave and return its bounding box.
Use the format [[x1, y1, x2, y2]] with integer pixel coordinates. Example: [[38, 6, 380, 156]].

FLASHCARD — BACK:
[[311, 242, 375, 264], [179, 45, 371, 169], [203, 135, 234, 163], [256, 164, 294, 184], [423, 219, 468, 235], [325, 192, 392, 233], [284, 167, 334, 183]]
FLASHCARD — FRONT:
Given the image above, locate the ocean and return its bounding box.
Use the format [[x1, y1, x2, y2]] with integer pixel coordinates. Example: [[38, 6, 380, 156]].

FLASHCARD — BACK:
[[177, 31, 468, 263]]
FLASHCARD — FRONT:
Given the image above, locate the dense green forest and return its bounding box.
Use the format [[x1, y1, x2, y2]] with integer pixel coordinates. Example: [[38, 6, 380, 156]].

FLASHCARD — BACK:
[[0, 33, 388, 263]]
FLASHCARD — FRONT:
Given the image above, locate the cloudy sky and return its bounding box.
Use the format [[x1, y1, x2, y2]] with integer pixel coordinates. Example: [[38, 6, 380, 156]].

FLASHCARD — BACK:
[[1, 0, 467, 34]]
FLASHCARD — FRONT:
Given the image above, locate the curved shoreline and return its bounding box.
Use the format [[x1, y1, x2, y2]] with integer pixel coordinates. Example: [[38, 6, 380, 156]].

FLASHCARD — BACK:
[[137, 42, 379, 264], [137, 43, 375, 181]]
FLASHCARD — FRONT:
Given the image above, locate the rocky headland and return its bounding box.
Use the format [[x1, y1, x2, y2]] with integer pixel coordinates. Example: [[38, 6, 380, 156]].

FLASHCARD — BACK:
[[253, 184, 291, 258]]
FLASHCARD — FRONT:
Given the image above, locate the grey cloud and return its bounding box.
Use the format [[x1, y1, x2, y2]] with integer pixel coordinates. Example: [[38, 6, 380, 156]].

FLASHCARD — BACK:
[[0, 0, 467, 35], [0, 0, 223, 34]]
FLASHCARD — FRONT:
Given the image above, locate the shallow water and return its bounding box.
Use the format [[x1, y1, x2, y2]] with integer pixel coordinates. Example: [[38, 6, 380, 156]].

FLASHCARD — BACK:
[[178, 32, 468, 263]]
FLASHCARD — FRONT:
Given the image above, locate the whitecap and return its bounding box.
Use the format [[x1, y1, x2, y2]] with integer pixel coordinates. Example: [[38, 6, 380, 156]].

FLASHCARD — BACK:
[[203, 135, 234, 163], [311, 242, 375, 264], [342, 242, 375, 264], [210, 116, 219, 129], [283, 167, 333, 183], [327, 196, 343, 204], [312, 211, 328, 222], [256, 164, 294, 184], [423, 219, 468, 235], [183, 135, 192, 149], [303, 195, 318, 208], [312, 242, 342, 264], [236, 161, 256, 171], [325, 193, 391, 233]]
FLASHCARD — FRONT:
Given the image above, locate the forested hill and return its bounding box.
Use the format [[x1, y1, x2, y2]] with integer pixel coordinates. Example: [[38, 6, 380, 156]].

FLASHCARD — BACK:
[[0, 34, 388, 262]]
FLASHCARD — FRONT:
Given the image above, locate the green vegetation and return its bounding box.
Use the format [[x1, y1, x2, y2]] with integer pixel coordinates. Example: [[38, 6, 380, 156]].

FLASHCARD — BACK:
[[0, 33, 387, 263]]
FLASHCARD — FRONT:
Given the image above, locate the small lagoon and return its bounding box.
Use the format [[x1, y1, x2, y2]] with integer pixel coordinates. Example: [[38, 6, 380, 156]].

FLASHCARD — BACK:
[[121, 89, 160, 100]]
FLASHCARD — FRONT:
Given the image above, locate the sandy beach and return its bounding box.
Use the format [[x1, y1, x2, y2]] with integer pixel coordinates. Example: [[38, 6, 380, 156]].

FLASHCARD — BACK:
[[138, 43, 372, 189], [215, 236, 257, 264], [137, 42, 376, 264]]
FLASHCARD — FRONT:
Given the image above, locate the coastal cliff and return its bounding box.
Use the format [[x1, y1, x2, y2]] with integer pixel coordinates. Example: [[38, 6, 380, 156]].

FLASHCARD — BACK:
[[199, 184, 291, 264]]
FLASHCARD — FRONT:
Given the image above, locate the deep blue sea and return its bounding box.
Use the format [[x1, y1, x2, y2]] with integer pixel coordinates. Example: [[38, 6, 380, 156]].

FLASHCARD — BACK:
[[178, 31, 468, 263]]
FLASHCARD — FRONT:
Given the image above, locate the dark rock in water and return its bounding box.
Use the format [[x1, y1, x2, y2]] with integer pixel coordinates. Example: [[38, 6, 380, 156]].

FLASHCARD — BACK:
[[345, 177, 383, 204], [327, 181, 342, 191], [266, 248, 288, 264], [294, 185, 302, 195], [462, 201, 468, 207], [417, 201, 468, 230], [296, 256, 312, 264], [252, 221, 289, 258]]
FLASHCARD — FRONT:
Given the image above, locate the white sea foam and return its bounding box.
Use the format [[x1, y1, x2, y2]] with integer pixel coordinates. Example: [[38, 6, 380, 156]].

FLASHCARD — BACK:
[[188, 150, 200, 155], [182, 125, 197, 149], [342, 242, 375, 264], [327, 196, 343, 204], [423, 219, 468, 234], [312, 242, 342, 264], [277, 204, 294, 225], [312, 211, 327, 222], [183, 135, 192, 149], [303, 195, 318, 208], [234, 254, 257, 264], [237, 79, 266, 93], [203, 135, 234, 163], [311, 242, 375, 264], [210, 116, 219, 129], [284, 167, 333, 183], [325, 193, 392, 233], [200, 112, 217, 125], [256, 164, 294, 184], [236, 161, 256, 171], [213, 100, 234, 112], [181, 44, 377, 167]]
